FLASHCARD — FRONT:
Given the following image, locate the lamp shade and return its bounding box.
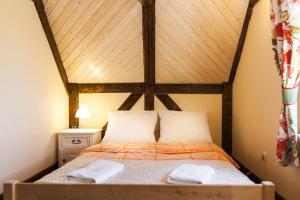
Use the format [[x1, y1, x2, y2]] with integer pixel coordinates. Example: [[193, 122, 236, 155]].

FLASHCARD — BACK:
[[75, 105, 91, 119]]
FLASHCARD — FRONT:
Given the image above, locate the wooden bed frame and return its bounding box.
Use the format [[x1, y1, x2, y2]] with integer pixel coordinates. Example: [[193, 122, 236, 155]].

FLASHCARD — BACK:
[[4, 180, 274, 200]]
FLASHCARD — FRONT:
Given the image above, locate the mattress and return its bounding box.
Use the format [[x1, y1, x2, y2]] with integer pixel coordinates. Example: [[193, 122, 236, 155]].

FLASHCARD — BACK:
[[37, 155, 253, 185]]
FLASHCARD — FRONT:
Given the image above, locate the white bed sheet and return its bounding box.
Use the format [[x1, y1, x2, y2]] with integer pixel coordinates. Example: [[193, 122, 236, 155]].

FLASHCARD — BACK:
[[37, 155, 253, 185]]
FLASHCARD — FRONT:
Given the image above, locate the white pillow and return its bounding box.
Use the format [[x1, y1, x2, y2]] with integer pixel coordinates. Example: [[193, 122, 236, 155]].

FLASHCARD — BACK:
[[158, 111, 212, 143], [102, 111, 157, 143]]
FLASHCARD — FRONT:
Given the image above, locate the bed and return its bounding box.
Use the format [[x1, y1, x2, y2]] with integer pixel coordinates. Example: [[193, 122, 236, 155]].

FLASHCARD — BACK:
[[3, 111, 274, 200]]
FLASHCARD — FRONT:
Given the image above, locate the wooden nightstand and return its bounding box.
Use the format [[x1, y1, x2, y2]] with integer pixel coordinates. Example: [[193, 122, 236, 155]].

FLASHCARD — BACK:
[[57, 129, 101, 167]]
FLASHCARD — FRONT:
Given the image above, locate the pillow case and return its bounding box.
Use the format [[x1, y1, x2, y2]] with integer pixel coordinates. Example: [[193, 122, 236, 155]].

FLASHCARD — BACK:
[[158, 111, 212, 143], [102, 111, 157, 143]]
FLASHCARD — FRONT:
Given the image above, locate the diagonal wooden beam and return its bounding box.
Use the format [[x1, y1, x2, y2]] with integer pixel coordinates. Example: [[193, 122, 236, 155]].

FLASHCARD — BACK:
[[155, 94, 182, 111], [78, 83, 145, 93], [228, 2, 256, 84], [142, 0, 156, 110], [101, 93, 143, 137], [32, 0, 69, 94]]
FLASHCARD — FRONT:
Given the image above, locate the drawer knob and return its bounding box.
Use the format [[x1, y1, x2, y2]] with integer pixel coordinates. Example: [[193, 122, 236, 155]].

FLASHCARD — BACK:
[[72, 139, 82, 144]]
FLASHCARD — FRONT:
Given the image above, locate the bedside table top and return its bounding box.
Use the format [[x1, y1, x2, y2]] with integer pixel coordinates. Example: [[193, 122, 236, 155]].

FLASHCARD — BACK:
[[57, 128, 101, 134]]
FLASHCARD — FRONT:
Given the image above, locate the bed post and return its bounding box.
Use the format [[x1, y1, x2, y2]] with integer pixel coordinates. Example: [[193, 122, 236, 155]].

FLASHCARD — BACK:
[[262, 181, 275, 200], [3, 180, 18, 200]]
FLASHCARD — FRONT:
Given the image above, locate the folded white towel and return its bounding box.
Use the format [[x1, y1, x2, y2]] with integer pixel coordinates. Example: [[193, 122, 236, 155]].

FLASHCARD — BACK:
[[67, 159, 124, 183], [167, 164, 215, 184]]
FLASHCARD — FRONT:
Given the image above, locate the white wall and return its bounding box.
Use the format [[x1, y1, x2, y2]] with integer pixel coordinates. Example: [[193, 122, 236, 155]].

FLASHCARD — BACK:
[[0, 0, 69, 193], [233, 0, 300, 199]]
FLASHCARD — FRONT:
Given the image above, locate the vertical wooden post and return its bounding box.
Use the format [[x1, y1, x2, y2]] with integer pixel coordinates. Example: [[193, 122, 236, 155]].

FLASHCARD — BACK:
[[142, 0, 156, 110], [222, 83, 232, 154], [69, 83, 79, 128], [3, 180, 18, 200], [262, 181, 275, 200]]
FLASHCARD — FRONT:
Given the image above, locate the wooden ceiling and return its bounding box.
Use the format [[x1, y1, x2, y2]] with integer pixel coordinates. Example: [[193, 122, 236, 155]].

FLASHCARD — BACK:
[[42, 0, 249, 84]]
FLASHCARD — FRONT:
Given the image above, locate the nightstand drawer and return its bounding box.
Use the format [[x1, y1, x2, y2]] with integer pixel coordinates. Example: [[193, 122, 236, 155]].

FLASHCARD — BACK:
[[62, 136, 90, 147]]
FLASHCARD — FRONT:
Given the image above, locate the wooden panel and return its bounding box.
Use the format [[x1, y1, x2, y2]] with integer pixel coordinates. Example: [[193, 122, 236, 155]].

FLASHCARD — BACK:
[[43, 0, 144, 83], [156, 0, 249, 83], [3, 181, 275, 200]]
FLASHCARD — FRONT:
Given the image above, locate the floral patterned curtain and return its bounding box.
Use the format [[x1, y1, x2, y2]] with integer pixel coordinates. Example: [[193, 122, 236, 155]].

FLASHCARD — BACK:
[[270, 0, 300, 167]]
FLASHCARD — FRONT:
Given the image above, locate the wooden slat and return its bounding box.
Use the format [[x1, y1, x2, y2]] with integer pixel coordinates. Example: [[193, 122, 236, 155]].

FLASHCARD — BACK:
[[78, 83, 145, 93], [143, 0, 155, 110], [229, 2, 254, 84], [155, 84, 223, 94], [33, 0, 69, 94], [69, 83, 79, 128], [101, 93, 143, 137], [222, 83, 232, 154], [155, 94, 182, 111], [4, 182, 273, 200]]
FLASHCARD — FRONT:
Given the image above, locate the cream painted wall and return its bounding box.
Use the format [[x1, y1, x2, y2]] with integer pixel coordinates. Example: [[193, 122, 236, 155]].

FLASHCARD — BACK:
[[0, 0, 69, 193], [79, 94, 144, 128], [233, 0, 300, 199]]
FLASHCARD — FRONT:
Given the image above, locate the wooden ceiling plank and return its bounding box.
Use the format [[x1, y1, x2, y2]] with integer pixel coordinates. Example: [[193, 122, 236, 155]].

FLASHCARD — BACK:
[[177, 0, 236, 57], [48, 0, 70, 26], [68, 2, 142, 81], [156, 34, 210, 83], [156, 15, 227, 82], [61, 0, 121, 63], [57, 0, 105, 48], [75, 23, 142, 83], [221, 0, 248, 21], [44, 0, 59, 16], [98, 34, 143, 82], [172, 0, 235, 61], [70, 18, 141, 81], [155, 52, 184, 83], [211, 0, 243, 28], [158, 0, 231, 69], [202, 0, 240, 34], [155, 45, 201, 83], [193, 0, 239, 41], [33, 0, 69, 94], [62, 0, 131, 67], [52, 0, 88, 35]]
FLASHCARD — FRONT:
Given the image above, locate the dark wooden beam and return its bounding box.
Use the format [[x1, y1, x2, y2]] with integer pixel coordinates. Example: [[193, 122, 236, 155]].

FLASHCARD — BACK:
[[228, 3, 255, 84], [101, 93, 143, 137], [32, 0, 69, 94], [78, 83, 144, 93], [249, 0, 260, 7], [222, 83, 232, 155], [69, 83, 79, 128], [155, 84, 223, 94], [156, 94, 182, 111], [142, 0, 156, 110]]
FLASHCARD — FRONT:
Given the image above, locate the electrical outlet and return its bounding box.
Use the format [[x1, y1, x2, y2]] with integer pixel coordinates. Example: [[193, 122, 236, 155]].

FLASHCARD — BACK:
[[261, 151, 267, 162]]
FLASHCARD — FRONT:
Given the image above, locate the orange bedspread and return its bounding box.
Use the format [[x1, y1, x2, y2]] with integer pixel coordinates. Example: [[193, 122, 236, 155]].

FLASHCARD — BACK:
[[81, 141, 239, 168]]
